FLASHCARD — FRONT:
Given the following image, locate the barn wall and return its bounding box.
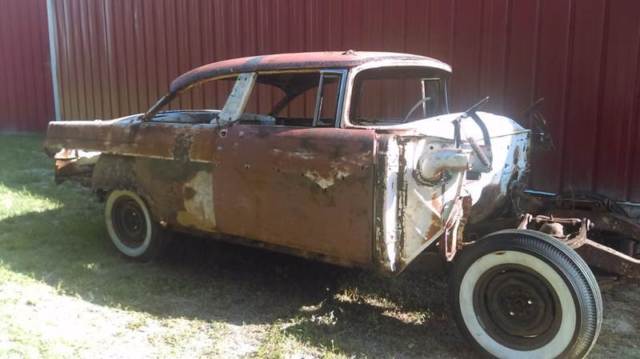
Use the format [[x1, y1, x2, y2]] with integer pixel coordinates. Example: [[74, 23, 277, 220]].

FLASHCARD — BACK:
[[28, 0, 640, 201], [0, 0, 54, 132]]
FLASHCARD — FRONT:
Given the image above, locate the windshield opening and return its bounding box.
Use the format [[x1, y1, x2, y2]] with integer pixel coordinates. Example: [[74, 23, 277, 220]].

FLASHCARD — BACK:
[[350, 67, 449, 125]]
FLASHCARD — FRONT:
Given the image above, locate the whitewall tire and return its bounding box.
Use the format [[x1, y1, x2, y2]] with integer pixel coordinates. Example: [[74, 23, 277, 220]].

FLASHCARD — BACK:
[[105, 190, 167, 260], [449, 230, 602, 358]]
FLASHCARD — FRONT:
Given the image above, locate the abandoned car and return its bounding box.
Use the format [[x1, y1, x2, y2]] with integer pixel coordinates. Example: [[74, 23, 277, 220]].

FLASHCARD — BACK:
[[45, 51, 640, 358]]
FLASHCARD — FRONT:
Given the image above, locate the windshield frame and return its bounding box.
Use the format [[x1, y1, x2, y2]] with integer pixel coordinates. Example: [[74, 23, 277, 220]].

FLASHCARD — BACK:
[[343, 62, 452, 129]]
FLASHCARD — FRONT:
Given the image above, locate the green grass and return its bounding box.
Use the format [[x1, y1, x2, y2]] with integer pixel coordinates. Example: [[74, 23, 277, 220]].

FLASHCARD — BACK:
[[0, 133, 639, 358]]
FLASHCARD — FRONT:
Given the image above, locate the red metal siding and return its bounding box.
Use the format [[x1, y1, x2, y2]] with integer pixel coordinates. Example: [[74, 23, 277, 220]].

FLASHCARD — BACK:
[[46, 0, 640, 202], [0, 0, 53, 132]]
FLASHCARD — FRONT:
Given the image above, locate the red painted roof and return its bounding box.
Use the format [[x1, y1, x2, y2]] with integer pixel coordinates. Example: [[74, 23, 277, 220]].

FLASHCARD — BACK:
[[169, 51, 451, 93]]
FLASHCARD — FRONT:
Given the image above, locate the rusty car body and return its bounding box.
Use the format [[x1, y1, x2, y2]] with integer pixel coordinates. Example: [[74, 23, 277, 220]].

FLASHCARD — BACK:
[[44, 51, 529, 271], [44, 51, 640, 358]]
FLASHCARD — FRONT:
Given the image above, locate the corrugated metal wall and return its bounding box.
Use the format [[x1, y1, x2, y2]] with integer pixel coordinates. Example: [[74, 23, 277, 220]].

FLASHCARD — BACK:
[[10, 0, 640, 203], [0, 0, 53, 132]]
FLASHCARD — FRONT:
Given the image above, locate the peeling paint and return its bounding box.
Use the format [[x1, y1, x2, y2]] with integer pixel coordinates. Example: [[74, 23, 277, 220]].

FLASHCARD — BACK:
[[382, 137, 400, 271], [303, 167, 351, 190], [288, 150, 315, 160], [304, 171, 335, 190]]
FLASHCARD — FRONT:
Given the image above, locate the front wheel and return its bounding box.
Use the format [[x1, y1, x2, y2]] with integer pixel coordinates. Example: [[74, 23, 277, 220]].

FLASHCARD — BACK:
[[449, 229, 602, 358]]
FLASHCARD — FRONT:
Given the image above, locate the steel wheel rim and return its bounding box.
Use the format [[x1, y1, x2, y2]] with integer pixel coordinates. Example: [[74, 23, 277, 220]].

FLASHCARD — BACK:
[[473, 263, 563, 350], [111, 196, 147, 249]]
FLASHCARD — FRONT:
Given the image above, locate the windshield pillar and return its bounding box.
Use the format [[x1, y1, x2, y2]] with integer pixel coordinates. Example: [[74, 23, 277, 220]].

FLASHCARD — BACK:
[[218, 73, 257, 124]]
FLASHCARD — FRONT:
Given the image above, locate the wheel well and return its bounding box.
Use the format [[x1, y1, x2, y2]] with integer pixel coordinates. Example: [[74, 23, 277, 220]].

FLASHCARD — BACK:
[[91, 154, 138, 194]]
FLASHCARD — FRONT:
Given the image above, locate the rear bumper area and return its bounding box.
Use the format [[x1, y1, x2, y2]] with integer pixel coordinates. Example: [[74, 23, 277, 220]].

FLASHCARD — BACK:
[[52, 148, 100, 186]]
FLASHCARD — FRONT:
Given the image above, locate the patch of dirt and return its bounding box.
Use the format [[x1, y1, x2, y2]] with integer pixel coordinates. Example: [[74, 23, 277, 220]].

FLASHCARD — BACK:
[[590, 276, 640, 358]]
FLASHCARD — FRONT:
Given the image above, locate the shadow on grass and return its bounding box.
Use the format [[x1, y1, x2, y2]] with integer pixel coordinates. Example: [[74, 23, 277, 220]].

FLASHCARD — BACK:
[[0, 207, 471, 357], [0, 134, 471, 357]]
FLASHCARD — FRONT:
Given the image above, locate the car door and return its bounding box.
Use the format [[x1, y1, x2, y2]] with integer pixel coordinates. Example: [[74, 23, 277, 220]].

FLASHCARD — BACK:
[[212, 71, 376, 267]]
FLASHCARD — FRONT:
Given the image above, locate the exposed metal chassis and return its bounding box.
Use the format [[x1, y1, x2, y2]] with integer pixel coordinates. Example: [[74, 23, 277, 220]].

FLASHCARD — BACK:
[[459, 190, 640, 279]]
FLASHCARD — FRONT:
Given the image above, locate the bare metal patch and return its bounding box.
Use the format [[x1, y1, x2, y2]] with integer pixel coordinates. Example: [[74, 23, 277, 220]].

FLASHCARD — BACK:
[[383, 137, 400, 271], [177, 171, 216, 230], [304, 167, 351, 190], [304, 171, 335, 190], [288, 150, 315, 160]]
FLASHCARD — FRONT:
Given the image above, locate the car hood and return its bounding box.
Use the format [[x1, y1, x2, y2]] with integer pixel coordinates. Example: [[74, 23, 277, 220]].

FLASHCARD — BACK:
[[378, 111, 527, 140]]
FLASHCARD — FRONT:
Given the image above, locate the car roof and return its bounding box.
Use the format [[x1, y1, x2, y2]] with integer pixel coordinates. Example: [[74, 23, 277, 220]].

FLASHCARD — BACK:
[[169, 51, 451, 93]]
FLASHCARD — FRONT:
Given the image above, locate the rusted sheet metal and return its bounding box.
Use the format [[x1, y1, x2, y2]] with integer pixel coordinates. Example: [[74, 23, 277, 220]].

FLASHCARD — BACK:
[[42, 59, 534, 274], [43, 117, 218, 163], [212, 124, 376, 267], [377, 134, 452, 271], [371, 111, 530, 272], [170, 51, 450, 93], [44, 117, 221, 235], [92, 154, 216, 234]]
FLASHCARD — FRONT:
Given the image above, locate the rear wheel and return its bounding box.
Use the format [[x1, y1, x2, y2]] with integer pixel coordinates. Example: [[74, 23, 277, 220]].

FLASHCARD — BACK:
[[449, 229, 602, 358], [105, 190, 167, 260]]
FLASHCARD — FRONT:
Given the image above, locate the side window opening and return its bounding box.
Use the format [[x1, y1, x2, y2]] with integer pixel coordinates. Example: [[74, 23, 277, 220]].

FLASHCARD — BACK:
[[242, 72, 342, 127], [147, 71, 344, 128], [313, 74, 340, 127], [150, 76, 237, 124]]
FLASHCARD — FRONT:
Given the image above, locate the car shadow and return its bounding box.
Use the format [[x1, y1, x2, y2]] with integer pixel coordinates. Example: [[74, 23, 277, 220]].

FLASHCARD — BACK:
[[0, 198, 472, 357]]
